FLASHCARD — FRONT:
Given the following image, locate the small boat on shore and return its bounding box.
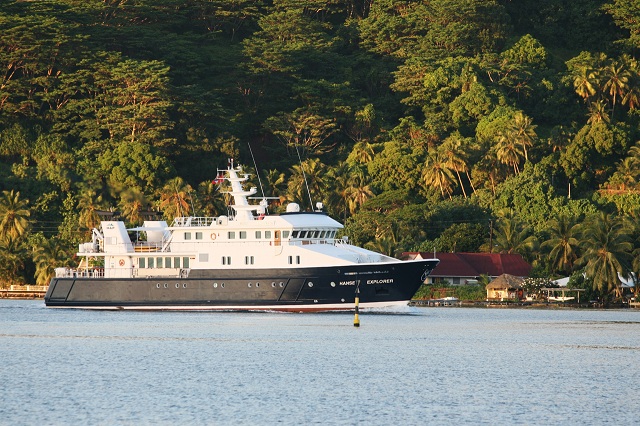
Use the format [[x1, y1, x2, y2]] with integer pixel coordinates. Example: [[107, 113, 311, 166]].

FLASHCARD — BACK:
[[45, 161, 439, 311], [547, 296, 575, 302]]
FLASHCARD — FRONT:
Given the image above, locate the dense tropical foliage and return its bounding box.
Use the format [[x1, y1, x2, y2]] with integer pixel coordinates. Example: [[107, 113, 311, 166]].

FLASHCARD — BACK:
[[0, 0, 638, 301]]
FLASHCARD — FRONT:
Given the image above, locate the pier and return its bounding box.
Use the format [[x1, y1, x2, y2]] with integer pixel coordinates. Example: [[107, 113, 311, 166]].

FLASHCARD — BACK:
[[0, 285, 48, 299]]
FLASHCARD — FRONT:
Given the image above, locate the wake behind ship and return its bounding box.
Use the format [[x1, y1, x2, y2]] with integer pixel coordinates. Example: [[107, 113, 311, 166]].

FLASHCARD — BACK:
[[45, 161, 438, 311]]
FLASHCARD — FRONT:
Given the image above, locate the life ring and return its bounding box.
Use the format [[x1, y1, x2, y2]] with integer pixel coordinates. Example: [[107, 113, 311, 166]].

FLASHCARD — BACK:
[[118, 259, 125, 266], [210, 233, 216, 240]]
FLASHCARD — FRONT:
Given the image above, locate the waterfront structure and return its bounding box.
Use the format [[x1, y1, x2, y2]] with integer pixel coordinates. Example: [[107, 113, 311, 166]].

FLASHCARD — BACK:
[[402, 252, 531, 285], [485, 274, 524, 301]]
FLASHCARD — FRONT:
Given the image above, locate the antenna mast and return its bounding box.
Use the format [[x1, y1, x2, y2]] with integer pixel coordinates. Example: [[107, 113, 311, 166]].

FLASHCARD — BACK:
[[295, 144, 314, 211], [247, 143, 266, 199]]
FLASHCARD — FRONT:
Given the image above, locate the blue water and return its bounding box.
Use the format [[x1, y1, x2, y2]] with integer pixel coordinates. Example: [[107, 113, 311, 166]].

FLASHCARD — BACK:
[[1, 300, 639, 425]]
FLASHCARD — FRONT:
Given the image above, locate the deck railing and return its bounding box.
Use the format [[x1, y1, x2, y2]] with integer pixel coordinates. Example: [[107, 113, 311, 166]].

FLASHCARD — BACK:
[[172, 217, 217, 227], [55, 268, 105, 278]]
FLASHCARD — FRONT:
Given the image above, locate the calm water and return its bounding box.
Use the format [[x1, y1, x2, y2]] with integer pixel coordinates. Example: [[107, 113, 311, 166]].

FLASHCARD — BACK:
[[1, 300, 639, 425]]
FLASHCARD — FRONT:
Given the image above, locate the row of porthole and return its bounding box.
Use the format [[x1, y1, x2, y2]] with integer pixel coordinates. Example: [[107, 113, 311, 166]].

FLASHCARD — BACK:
[[154, 281, 327, 289], [245, 282, 286, 288], [242, 281, 319, 288], [156, 283, 188, 289], [211, 282, 287, 288]]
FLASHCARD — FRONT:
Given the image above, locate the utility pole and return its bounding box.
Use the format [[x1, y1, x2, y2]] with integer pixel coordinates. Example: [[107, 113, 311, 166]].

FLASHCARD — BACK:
[[489, 219, 493, 253]]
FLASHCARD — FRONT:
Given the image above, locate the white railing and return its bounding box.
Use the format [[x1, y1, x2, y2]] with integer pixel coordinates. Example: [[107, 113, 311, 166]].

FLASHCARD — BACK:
[[172, 217, 216, 227], [55, 268, 105, 278]]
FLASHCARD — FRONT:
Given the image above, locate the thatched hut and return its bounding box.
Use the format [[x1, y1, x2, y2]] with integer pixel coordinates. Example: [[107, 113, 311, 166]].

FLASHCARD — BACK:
[[486, 274, 524, 301]]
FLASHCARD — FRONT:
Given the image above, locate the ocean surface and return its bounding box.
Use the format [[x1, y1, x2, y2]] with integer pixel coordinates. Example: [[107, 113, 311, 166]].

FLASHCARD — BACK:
[[1, 300, 639, 425]]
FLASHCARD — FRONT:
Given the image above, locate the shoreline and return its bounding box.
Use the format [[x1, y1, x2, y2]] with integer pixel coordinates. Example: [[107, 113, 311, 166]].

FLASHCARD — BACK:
[[411, 300, 639, 309]]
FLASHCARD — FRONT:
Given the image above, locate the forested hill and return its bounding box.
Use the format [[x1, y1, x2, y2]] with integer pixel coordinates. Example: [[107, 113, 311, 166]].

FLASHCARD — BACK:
[[0, 0, 638, 295]]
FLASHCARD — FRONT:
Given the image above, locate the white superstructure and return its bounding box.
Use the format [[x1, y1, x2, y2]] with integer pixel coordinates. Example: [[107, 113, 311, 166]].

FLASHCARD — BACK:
[[60, 162, 398, 280]]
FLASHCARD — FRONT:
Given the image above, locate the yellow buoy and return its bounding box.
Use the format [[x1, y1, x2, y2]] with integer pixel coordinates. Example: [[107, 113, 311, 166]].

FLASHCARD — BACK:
[[354, 289, 360, 327]]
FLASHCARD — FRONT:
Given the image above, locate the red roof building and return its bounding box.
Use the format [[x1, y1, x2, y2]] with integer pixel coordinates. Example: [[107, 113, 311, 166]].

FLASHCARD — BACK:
[[402, 252, 532, 285]]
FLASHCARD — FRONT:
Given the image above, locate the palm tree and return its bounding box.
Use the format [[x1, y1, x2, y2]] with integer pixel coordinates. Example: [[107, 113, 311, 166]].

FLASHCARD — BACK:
[[621, 67, 640, 110], [0, 190, 30, 241], [440, 133, 473, 198], [494, 131, 524, 175], [33, 238, 69, 286], [577, 213, 633, 300], [0, 236, 26, 285], [365, 222, 399, 257], [118, 188, 150, 225], [602, 60, 630, 116], [615, 157, 639, 190], [347, 141, 375, 164], [548, 126, 573, 153], [541, 215, 581, 275], [196, 180, 227, 217], [492, 212, 538, 260], [346, 170, 374, 215], [77, 187, 104, 231], [573, 65, 597, 102], [158, 177, 193, 221], [422, 148, 455, 198], [326, 163, 352, 220], [263, 169, 286, 198], [287, 158, 326, 210], [628, 142, 640, 164], [586, 100, 610, 124], [364, 235, 397, 257], [509, 112, 537, 162], [474, 152, 503, 195]]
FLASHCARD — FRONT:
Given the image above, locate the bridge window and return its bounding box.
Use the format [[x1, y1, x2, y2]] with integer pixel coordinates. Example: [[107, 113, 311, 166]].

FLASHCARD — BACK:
[[174, 257, 180, 268], [165, 257, 172, 267], [157, 257, 163, 268], [265, 230, 272, 239], [149, 258, 155, 268], [182, 257, 190, 268], [139, 258, 146, 268], [283, 231, 290, 238], [292, 231, 299, 238]]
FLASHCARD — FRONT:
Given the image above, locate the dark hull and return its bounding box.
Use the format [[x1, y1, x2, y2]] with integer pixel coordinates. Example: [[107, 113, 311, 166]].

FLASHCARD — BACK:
[[44, 259, 438, 311]]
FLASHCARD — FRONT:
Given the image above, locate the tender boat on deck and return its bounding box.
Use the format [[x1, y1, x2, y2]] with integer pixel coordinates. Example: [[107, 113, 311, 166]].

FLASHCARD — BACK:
[[45, 162, 439, 311]]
